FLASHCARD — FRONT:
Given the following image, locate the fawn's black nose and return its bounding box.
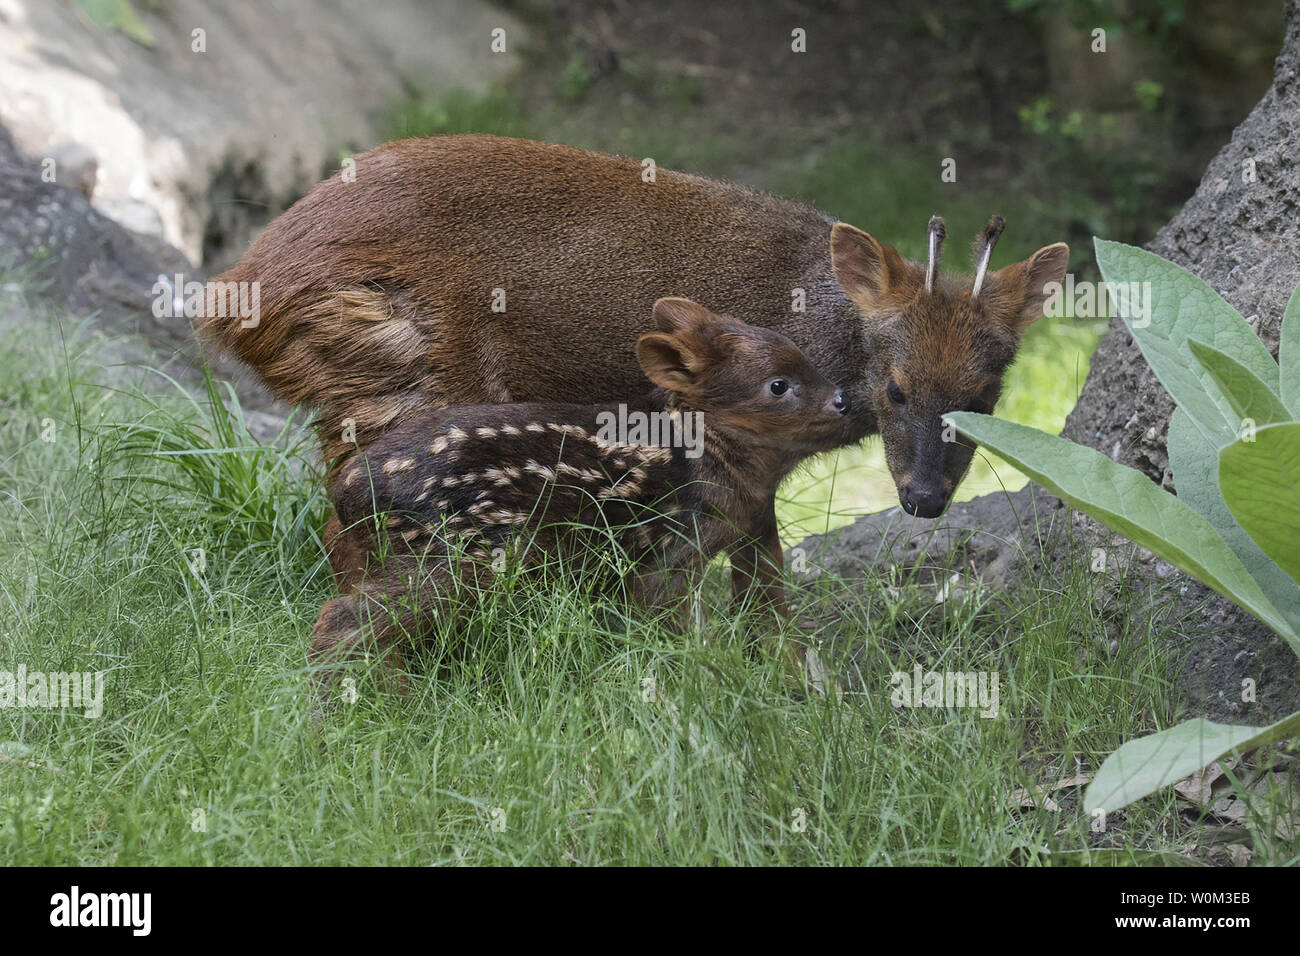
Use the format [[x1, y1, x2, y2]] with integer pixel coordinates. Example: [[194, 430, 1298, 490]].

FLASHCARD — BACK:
[[831, 390, 850, 415], [902, 486, 946, 518]]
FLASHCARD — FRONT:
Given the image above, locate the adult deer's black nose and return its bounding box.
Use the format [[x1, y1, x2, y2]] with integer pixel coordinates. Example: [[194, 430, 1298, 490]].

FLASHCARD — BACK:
[[902, 486, 946, 518]]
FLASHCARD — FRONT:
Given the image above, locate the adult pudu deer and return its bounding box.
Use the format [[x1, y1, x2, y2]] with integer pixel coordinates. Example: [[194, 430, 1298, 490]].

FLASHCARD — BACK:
[[310, 298, 850, 699], [201, 135, 1068, 675]]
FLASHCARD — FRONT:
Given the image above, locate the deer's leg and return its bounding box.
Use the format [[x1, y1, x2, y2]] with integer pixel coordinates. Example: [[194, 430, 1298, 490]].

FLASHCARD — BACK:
[[310, 548, 439, 706], [310, 541, 497, 711], [322, 511, 372, 593], [729, 499, 791, 622], [309, 578, 415, 707], [630, 546, 707, 633], [727, 501, 835, 692]]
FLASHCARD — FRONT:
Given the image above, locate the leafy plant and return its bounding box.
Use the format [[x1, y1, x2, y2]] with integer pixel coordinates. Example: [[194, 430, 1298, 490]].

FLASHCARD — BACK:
[[1133, 80, 1164, 112], [949, 239, 1300, 815], [1007, 0, 1187, 43], [558, 53, 593, 102], [387, 90, 531, 142]]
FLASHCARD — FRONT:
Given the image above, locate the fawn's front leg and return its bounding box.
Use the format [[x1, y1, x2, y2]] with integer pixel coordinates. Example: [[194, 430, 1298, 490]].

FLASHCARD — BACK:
[[629, 535, 709, 633], [728, 500, 833, 695], [728, 498, 791, 618], [314, 514, 411, 707]]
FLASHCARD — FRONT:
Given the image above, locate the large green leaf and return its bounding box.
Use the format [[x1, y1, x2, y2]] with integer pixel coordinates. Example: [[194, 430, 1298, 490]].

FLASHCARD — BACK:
[[1094, 239, 1280, 443], [948, 412, 1297, 645], [1282, 282, 1300, 418], [1220, 422, 1300, 588], [1168, 409, 1300, 634], [1084, 711, 1300, 814], [1187, 338, 1290, 428]]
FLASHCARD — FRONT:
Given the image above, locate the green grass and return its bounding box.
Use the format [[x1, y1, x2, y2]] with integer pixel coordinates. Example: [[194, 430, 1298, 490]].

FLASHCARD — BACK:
[[5, 310, 1286, 867]]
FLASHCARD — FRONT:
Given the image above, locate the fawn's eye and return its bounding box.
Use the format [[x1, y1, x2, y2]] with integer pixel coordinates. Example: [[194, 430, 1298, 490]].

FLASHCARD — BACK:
[[768, 379, 790, 397], [887, 380, 906, 406]]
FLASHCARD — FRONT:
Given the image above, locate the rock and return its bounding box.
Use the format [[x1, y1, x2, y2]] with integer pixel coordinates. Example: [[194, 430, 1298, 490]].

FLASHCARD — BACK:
[[45, 144, 98, 200], [97, 198, 166, 241], [0, 121, 286, 436], [0, 124, 190, 340], [1060, 0, 1300, 723], [799, 485, 1056, 595], [1061, 27, 1299, 484], [0, 0, 524, 269]]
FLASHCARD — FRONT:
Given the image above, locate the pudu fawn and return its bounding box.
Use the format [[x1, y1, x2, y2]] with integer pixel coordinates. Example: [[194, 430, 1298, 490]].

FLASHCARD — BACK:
[[311, 297, 850, 698]]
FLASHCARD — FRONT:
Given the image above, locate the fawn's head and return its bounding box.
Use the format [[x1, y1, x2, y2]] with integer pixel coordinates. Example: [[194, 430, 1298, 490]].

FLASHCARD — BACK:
[[636, 297, 850, 457], [831, 216, 1068, 518]]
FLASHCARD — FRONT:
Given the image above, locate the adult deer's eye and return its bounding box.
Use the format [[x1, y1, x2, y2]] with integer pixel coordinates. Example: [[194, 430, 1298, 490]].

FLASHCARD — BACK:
[[769, 379, 790, 396], [969, 387, 998, 414], [887, 380, 906, 406]]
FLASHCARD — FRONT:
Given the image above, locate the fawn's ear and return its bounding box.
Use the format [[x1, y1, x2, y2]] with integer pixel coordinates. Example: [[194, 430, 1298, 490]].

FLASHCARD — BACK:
[[830, 223, 909, 314], [652, 296, 716, 334], [984, 243, 1070, 333], [641, 298, 719, 390], [637, 331, 707, 391]]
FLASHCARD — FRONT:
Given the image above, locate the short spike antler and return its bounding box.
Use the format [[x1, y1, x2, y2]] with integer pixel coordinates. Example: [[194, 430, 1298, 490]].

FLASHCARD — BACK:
[[925, 215, 946, 294], [970, 215, 1006, 300]]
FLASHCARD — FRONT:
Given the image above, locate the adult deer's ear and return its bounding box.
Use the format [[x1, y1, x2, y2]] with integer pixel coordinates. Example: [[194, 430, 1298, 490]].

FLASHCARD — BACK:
[[830, 223, 909, 314], [985, 243, 1070, 334]]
